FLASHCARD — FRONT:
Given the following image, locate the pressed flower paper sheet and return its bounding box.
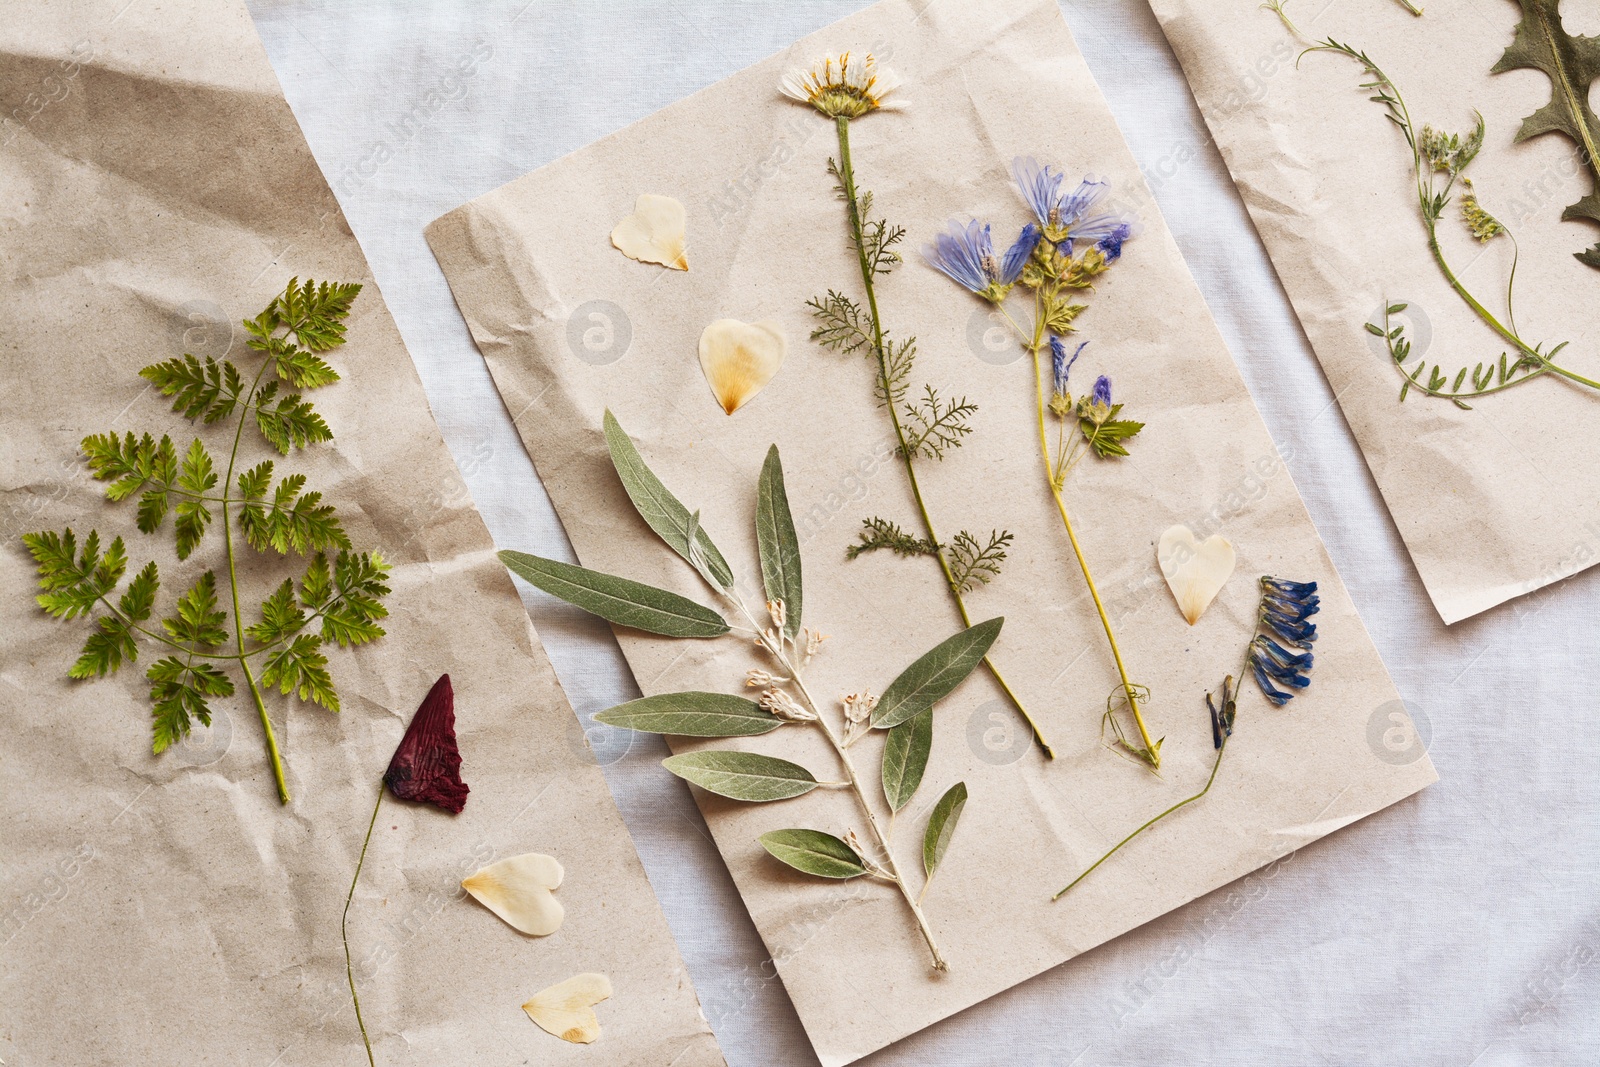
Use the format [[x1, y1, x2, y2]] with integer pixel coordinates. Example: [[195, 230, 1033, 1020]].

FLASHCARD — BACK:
[[0, 2, 722, 1064], [1149, 0, 1600, 624], [425, 0, 1439, 1061]]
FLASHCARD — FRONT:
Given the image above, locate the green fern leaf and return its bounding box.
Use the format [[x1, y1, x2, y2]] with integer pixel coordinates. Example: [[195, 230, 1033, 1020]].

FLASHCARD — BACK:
[[260, 633, 338, 711], [246, 578, 307, 644], [161, 571, 228, 649], [320, 550, 390, 647], [147, 656, 234, 753]]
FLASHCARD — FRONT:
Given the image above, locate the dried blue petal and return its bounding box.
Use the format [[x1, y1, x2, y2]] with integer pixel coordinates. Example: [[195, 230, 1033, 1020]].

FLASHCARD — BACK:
[[1000, 223, 1041, 284]]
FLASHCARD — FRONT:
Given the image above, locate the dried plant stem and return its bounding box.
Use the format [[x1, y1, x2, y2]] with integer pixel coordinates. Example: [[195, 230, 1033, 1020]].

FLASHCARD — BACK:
[[735, 594, 948, 970], [832, 115, 1056, 761], [1019, 305, 1158, 770], [1054, 738, 1227, 900], [1052, 645, 1250, 899], [343, 783, 383, 1067], [223, 359, 292, 803]]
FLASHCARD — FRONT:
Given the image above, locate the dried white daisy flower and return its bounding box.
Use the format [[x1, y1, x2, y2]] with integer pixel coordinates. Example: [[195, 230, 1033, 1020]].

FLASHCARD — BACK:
[[779, 51, 901, 119]]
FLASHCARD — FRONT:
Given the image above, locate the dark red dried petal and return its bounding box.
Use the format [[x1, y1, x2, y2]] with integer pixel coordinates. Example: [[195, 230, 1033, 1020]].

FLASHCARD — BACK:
[[384, 674, 468, 814]]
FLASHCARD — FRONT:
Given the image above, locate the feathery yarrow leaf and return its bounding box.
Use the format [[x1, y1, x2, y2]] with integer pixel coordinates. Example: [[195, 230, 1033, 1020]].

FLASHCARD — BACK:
[[846, 517, 939, 561]]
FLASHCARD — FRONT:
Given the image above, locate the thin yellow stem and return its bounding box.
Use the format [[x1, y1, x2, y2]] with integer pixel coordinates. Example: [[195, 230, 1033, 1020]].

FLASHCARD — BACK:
[[1029, 340, 1159, 769]]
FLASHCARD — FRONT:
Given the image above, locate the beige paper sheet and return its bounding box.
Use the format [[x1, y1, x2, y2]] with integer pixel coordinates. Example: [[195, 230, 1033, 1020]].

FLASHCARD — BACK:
[[427, 0, 1438, 1061], [0, 2, 722, 1064], [1149, 0, 1600, 624]]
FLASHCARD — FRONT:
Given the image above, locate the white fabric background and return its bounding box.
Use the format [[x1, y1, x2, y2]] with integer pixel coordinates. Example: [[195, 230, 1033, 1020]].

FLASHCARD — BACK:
[[246, 2, 1600, 1063]]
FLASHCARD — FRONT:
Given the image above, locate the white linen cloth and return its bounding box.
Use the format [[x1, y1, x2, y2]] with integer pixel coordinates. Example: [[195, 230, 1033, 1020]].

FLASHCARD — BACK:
[[247, 1, 1600, 1063]]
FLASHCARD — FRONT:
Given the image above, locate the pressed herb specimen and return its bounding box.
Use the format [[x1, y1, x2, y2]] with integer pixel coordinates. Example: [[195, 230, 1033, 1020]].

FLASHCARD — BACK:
[[1054, 576, 1321, 899], [1267, 1, 1600, 407], [500, 412, 982, 970], [22, 278, 390, 803], [925, 158, 1161, 768], [781, 51, 1054, 758], [345, 673, 468, 1067]]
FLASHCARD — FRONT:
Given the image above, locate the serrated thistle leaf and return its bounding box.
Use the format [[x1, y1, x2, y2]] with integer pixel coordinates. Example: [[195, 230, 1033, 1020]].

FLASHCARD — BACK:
[[922, 781, 967, 882], [872, 617, 1005, 729], [881, 707, 933, 812], [601, 410, 735, 589], [661, 750, 820, 802], [759, 829, 866, 879], [1492, 0, 1600, 267], [755, 445, 803, 639], [595, 692, 783, 737], [499, 550, 729, 638]]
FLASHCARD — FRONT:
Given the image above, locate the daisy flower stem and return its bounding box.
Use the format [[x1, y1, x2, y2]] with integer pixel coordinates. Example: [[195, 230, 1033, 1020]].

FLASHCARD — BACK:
[[832, 115, 1057, 761]]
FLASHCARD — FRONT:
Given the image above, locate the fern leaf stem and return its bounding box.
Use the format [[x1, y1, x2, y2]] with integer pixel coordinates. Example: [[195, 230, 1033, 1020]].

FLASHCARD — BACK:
[[228, 357, 292, 804], [832, 116, 1056, 760], [1029, 328, 1159, 770]]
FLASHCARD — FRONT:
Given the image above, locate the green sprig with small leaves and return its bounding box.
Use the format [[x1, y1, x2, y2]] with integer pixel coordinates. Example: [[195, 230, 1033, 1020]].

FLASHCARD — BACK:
[[499, 411, 986, 971], [1267, 0, 1600, 408], [23, 279, 390, 804]]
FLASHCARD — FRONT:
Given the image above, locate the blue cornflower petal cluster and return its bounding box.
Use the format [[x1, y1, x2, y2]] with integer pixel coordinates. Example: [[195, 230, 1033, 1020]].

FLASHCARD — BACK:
[[1249, 577, 1320, 706]]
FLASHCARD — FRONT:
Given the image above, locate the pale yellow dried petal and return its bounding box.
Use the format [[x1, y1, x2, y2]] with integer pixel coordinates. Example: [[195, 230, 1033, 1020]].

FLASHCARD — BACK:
[[461, 852, 564, 937], [1158, 525, 1236, 625], [698, 318, 786, 415], [522, 972, 613, 1044], [610, 193, 688, 270]]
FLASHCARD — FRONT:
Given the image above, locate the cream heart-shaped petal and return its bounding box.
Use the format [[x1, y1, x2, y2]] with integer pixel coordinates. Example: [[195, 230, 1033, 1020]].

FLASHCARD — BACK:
[[610, 194, 688, 271], [698, 318, 786, 415], [461, 853, 564, 936], [1159, 525, 1236, 625], [523, 972, 612, 1044]]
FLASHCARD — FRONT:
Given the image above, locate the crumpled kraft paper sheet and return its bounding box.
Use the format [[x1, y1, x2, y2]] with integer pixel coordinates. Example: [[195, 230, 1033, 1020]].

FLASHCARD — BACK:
[[0, 1, 723, 1064], [1149, 0, 1600, 624], [424, 0, 1439, 1062]]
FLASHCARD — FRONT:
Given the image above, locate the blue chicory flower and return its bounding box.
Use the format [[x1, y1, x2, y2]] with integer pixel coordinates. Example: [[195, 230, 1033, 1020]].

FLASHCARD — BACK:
[[924, 219, 1037, 301]]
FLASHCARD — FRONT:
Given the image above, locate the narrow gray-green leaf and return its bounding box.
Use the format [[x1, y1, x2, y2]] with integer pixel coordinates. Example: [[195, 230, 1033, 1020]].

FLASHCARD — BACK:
[[662, 750, 819, 802], [498, 549, 728, 638], [872, 617, 1005, 729], [922, 781, 968, 881], [760, 829, 866, 879], [881, 707, 933, 812], [596, 692, 781, 737], [755, 444, 802, 638], [603, 410, 735, 588]]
